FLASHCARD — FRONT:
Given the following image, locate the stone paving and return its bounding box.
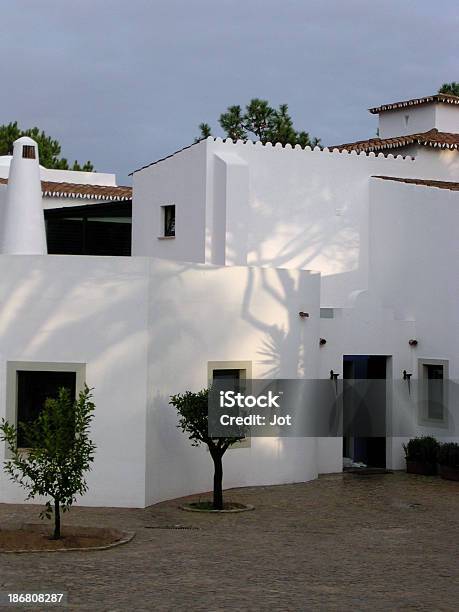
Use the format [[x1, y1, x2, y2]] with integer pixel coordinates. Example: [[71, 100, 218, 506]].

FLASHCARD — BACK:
[[0, 472, 458, 611]]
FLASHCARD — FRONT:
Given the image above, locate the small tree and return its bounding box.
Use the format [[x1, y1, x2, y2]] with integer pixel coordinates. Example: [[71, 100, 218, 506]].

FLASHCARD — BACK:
[[170, 389, 242, 510], [0, 385, 96, 539]]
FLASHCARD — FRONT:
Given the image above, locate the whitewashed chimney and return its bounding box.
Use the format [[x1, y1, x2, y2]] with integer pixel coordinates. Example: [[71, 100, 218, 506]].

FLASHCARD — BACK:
[[0, 136, 47, 254]]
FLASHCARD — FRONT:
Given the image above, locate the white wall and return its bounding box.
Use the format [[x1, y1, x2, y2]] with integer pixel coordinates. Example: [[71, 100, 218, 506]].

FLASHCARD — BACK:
[[377, 103, 459, 139], [378, 105, 436, 138], [316, 177, 459, 471], [132, 141, 208, 261], [133, 139, 426, 307], [208, 140, 426, 308], [133, 138, 459, 309], [0, 255, 321, 507], [369, 178, 459, 467], [131, 138, 459, 475], [0, 255, 151, 507], [145, 262, 321, 505], [0, 159, 117, 187], [369, 178, 459, 377], [435, 104, 459, 134]]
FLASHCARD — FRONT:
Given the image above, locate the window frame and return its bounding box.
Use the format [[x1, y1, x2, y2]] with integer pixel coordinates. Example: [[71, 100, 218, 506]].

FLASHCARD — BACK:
[[208, 361, 252, 449], [5, 361, 86, 454], [160, 204, 176, 238], [22, 145, 36, 159], [417, 358, 449, 428]]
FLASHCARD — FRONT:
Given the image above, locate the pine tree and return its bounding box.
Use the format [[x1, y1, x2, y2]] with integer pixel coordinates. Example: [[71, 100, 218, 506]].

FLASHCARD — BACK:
[[438, 82, 459, 96], [196, 99, 320, 147], [0, 121, 94, 171]]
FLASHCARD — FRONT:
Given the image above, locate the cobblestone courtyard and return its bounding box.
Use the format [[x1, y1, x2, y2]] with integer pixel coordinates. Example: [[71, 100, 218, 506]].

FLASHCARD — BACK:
[[1, 472, 458, 611]]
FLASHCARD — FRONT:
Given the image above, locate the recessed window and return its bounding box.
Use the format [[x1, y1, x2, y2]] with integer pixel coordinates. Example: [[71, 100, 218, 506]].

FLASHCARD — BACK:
[[208, 361, 252, 449], [418, 359, 448, 426], [212, 369, 241, 382], [424, 364, 444, 421], [16, 370, 76, 447], [162, 205, 175, 237], [320, 308, 334, 319], [22, 145, 36, 159], [6, 362, 85, 450]]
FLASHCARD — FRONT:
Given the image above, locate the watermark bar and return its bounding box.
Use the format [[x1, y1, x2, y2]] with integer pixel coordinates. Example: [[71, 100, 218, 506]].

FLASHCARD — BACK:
[[208, 379, 459, 438]]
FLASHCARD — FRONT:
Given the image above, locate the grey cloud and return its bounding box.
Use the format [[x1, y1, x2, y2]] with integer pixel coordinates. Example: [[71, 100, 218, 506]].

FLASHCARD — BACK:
[[1, 0, 457, 183]]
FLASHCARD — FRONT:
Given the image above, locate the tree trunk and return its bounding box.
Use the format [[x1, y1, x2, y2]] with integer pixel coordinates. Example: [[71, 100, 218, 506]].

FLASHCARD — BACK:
[[53, 498, 61, 540], [212, 452, 224, 510]]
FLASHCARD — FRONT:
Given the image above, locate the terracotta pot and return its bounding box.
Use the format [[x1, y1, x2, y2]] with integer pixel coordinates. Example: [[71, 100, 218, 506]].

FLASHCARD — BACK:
[[439, 464, 459, 481], [406, 460, 437, 476]]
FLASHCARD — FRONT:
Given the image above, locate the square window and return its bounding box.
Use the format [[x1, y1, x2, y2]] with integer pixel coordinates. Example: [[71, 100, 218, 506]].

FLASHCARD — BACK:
[[22, 145, 36, 159], [6, 362, 85, 451], [162, 205, 175, 237]]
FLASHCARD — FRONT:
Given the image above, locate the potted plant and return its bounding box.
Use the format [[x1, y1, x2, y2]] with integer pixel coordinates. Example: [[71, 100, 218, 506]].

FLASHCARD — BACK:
[[438, 442, 459, 481], [403, 436, 439, 475]]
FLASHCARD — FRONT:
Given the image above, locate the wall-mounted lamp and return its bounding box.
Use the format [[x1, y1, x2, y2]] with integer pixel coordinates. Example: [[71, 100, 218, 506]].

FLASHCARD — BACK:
[[299, 311, 309, 319], [319, 338, 327, 346], [330, 369, 340, 394], [408, 339, 418, 347], [403, 369, 412, 394]]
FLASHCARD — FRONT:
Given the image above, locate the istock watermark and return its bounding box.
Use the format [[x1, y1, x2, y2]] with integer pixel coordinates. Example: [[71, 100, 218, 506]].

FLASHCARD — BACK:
[[208, 379, 459, 438], [218, 389, 291, 427]]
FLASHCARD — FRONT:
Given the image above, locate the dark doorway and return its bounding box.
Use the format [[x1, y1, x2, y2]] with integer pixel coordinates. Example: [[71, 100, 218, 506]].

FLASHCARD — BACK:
[[45, 200, 132, 256], [343, 355, 388, 468]]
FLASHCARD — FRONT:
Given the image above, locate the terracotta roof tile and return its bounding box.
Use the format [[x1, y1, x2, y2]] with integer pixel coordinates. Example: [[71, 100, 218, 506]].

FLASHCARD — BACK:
[[369, 93, 459, 114], [332, 129, 459, 153], [372, 175, 459, 191], [0, 178, 132, 201]]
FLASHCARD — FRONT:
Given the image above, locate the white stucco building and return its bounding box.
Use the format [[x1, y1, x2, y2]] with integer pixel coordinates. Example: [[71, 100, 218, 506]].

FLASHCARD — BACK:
[[1, 92, 458, 507]]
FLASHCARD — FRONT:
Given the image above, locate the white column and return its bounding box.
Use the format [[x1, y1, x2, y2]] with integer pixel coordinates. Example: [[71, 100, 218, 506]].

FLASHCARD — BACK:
[[0, 136, 47, 255]]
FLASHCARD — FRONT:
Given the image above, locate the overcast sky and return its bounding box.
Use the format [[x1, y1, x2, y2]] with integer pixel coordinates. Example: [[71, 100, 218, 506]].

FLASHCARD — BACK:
[[1, 1, 457, 183]]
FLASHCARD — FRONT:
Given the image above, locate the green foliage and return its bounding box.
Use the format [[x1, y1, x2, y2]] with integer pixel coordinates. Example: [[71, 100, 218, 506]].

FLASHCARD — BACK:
[[0, 385, 96, 539], [194, 122, 212, 142], [438, 442, 459, 467], [438, 82, 459, 96], [403, 436, 439, 463], [169, 389, 242, 509], [197, 98, 320, 147], [170, 388, 241, 452], [0, 121, 94, 171]]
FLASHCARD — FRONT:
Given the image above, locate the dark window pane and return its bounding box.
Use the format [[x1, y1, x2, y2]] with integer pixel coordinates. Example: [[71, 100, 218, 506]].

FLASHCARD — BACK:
[[17, 371, 76, 447], [425, 365, 444, 420], [164, 205, 175, 237], [212, 369, 240, 381], [22, 145, 36, 159]]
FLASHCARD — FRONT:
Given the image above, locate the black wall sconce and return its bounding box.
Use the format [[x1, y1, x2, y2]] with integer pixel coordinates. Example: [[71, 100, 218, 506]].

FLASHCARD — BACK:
[[330, 369, 340, 394], [403, 369, 412, 394], [408, 339, 418, 347], [319, 338, 327, 346], [299, 311, 309, 319]]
